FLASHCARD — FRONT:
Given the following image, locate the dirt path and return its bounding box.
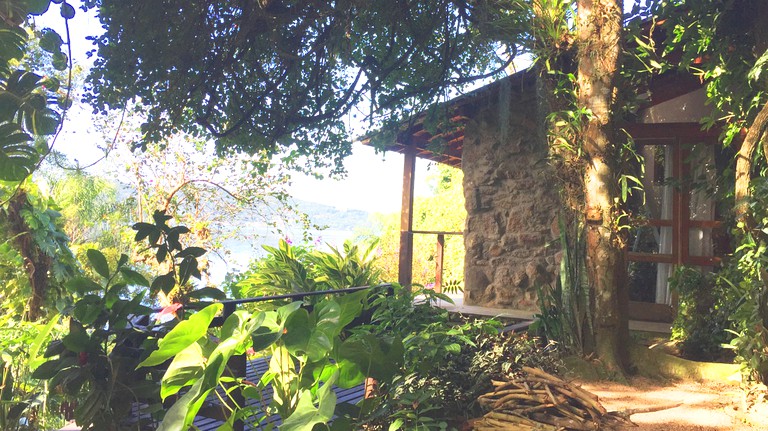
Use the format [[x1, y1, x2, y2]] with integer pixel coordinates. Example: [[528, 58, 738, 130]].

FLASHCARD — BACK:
[[581, 378, 767, 431]]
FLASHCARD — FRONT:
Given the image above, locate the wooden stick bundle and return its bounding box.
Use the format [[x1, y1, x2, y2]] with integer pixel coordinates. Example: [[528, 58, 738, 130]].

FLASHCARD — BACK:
[[473, 367, 679, 430]]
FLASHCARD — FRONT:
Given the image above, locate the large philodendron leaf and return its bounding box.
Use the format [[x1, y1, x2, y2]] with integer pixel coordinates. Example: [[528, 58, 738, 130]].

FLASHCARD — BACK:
[[280, 371, 339, 431], [0, 121, 36, 181], [0, 26, 26, 73], [160, 342, 205, 400], [138, 303, 222, 368], [0, 70, 61, 135], [156, 378, 211, 431]]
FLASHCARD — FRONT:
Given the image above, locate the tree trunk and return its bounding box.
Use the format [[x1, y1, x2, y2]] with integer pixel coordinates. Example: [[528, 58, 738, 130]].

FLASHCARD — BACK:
[[576, 0, 629, 373], [734, 97, 768, 224], [3, 192, 51, 321]]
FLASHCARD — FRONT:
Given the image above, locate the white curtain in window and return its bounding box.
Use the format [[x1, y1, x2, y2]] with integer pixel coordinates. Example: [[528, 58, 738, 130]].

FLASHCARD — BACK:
[[655, 145, 674, 305], [640, 145, 674, 305]]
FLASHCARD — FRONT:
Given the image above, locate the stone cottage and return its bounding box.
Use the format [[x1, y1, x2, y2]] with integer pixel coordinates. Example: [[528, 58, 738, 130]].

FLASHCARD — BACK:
[[369, 68, 721, 323]]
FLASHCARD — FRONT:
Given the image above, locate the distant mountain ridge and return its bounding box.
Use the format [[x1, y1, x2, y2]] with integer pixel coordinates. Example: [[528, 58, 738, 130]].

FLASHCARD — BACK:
[[294, 199, 374, 232]]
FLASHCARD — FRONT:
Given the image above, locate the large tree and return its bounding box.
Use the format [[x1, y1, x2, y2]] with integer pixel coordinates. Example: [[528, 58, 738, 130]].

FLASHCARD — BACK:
[[84, 0, 630, 370], [84, 0, 528, 173], [576, 0, 629, 371]]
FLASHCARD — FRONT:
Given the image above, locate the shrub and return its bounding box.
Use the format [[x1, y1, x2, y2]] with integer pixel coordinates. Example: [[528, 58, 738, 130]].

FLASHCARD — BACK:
[[718, 177, 768, 382], [229, 238, 382, 302], [353, 285, 561, 430], [669, 266, 732, 361]]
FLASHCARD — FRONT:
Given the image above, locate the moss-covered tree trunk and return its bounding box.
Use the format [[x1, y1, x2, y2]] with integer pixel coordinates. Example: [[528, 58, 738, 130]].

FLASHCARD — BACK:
[[734, 1, 768, 224], [3, 192, 51, 322], [576, 0, 629, 373]]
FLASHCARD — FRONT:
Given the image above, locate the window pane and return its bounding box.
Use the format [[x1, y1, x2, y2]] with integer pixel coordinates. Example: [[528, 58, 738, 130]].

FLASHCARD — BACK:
[[687, 144, 716, 221], [629, 225, 673, 255], [642, 145, 674, 221]]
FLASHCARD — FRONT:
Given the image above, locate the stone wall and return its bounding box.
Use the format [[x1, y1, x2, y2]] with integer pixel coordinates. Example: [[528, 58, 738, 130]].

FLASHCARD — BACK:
[[461, 82, 560, 310]]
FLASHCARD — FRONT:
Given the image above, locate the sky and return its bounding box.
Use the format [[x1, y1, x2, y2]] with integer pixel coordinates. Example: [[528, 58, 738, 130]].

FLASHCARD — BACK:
[[38, 1, 434, 215]]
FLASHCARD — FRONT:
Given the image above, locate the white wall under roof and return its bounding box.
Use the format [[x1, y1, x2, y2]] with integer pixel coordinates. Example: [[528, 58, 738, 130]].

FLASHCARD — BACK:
[[640, 87, 710, 123]]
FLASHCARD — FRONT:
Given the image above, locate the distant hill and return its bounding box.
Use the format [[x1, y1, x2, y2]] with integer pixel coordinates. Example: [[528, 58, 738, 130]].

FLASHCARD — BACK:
[[294, 199, 374, 232]]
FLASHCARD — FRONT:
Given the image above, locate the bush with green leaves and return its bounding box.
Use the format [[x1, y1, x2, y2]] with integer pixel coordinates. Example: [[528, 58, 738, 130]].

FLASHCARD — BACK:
[[353, 285, 561, 430], [34, 211, 222, 430], [698, 178, 768, 382], [32, 249, 159, 430], [0, 315, 63, 430], [531, 216, 592, 355], [717, 177, 768, 381], [669, 266, 733, 361], [138, 289, 394, 431], [230, 238, 382, 301]]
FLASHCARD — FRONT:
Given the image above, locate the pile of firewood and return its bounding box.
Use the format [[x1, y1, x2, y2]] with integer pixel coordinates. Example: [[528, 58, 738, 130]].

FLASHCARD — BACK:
[[473, 366, 676, 430]]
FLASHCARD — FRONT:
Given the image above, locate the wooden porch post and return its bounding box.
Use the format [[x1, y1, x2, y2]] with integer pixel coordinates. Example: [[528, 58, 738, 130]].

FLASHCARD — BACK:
[[398, 144, 416, 288], [435, 234, 445, 293]]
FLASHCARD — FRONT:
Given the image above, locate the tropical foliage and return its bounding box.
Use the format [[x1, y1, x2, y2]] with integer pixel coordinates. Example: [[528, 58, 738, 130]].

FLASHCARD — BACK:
[[82, 1, 530, 174], [228, 238, 382, 301], [0, 0, 72, 185]]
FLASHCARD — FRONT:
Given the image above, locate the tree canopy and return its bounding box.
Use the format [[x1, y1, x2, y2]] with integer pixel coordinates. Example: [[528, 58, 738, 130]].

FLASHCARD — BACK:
[[83, 0, 531, 172]]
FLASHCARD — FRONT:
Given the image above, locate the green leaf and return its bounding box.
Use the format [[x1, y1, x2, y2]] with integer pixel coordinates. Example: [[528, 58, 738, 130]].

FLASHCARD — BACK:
[[335, 289, 367, 328], [62, 320, 90, 353], [221, 310, 264, 342], [43, 340, 65, 357], [86, 249, 110, 278], [120, 268, 150, 287], [160, 342, 205, 400], [156, 379, 211, 431], [29, 313, 60, 363], [31, 359, 61, 379], [23, 106, 60, 135], [329, 359, 364, 389], [132, 222, 157, 241], [749, 48, 768, 82], [73, 387, 105, 425], [315, 299, 343, 338], [178, 256, 199, 285], [621, 177, 628, 202], [138, 303, 222, 368], [73, 295, 104, 325], [59, 1, 74, 18], [347, 335, 403, 382], [38, 28, 63, 53], [176, 246, 206, 258], [282, 309, 312, 357], [152, 210, 173, 225], [187, 287, 226, 300], [65, 276, 102, 296], [0, 122, 36, 181], [151, 272, 176, 294], [251, 326, 283, 353], [280, 372, 338, 431], [26, 0, 51, 15], [156, 245, 167, 263], [7, 70, 41, 96], [276, 301, 303, 325], [306, 330, 333, 362], [389, 418, 405, 431], [0, 27, 27, 62]]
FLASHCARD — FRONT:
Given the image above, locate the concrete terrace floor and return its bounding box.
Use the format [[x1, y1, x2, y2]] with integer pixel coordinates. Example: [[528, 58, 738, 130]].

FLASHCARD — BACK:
[[434, 291, 672, 334]]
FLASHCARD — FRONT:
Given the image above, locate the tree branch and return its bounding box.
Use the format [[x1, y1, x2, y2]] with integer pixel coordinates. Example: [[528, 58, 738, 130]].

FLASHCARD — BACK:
[[163, 179, 247, 212]]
